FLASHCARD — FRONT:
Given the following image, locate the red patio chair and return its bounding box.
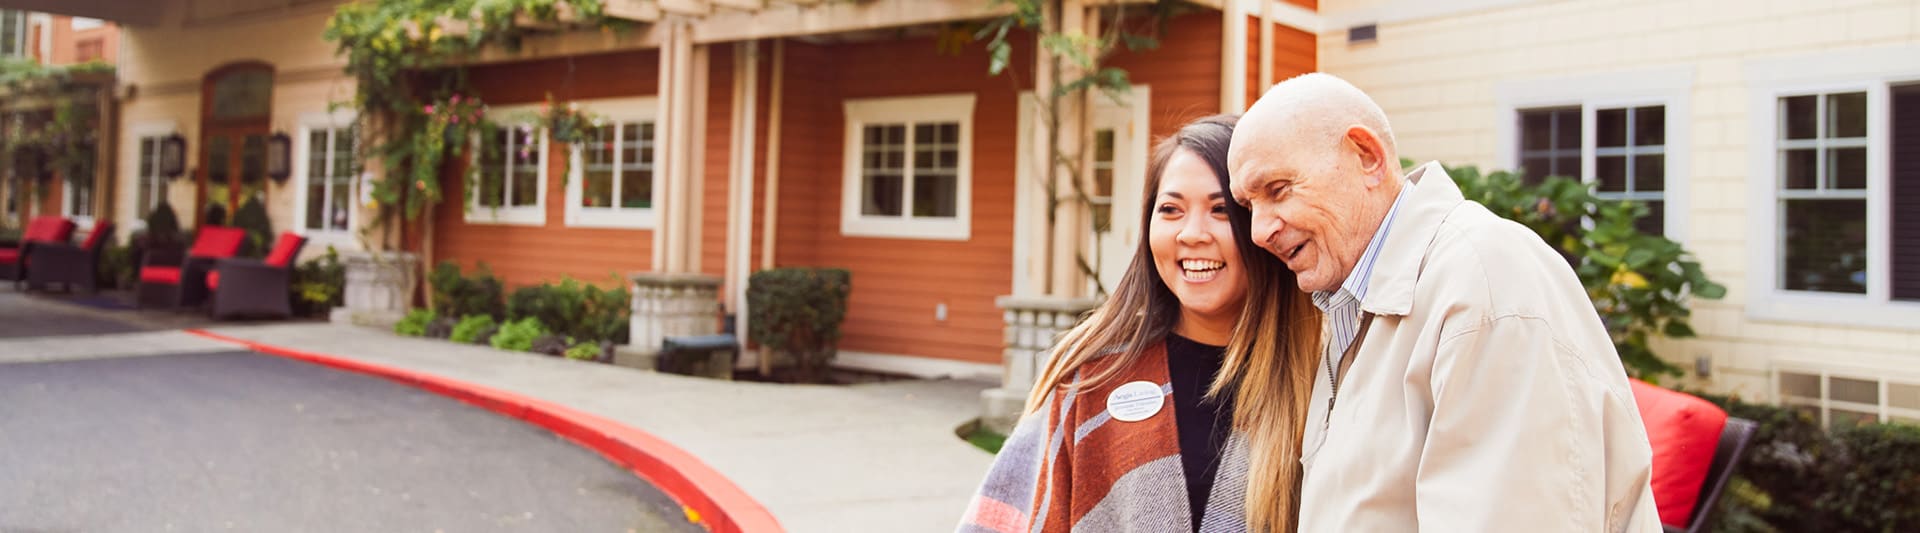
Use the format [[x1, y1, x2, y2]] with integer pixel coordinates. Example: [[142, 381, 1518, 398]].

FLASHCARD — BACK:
[[137, 226, 245, 309], [1630, 379, 1758, 533], [208, 232, 307, 319], [0, 215, 77, 289], [26, 220, 115, 293]]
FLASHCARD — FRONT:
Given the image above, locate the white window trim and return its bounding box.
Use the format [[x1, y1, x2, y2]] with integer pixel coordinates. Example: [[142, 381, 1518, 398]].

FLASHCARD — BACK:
[[1495, 66, 1693, 241], [840, 93, 975, 241], [293, 110, 359, 249], [1744, 45, 1920, 331], [1774, 361, 1920, 428], [125, 121, 178, 233], [563, 96, 659, 229], [466, 104, 548, 226]]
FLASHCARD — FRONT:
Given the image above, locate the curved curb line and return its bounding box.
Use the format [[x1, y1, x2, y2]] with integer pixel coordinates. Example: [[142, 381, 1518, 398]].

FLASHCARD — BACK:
[[183, 329, 784, 533]]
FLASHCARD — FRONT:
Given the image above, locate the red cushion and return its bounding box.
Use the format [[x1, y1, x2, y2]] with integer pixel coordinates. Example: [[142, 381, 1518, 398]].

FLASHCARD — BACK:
[[0, 248, 16, 265], [264, 232, 304, 267], [189, 226, 246, 258], [81, 222, 112, 250], [206, 270, 221, 290], [140, 266, 183, 285], [23, 216, 75, 243], [1630, 379, 1729, 528]]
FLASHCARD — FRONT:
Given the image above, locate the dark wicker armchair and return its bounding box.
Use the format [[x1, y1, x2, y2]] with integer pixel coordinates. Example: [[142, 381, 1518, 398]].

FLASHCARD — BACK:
[[25, 221, 115, 293], [208, 231, 307, 319], [136, 226, 245, 309], [0, 215, 77, 289]]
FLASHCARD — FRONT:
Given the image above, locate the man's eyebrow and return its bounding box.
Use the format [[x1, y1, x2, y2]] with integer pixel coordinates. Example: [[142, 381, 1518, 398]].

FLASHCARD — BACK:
[[1161, 191, 1185, 200]]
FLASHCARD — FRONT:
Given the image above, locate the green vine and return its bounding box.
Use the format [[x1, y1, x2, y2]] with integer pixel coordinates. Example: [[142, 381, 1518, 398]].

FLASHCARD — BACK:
[[323, 0, 618, 243], [0, 59, 111, 197]]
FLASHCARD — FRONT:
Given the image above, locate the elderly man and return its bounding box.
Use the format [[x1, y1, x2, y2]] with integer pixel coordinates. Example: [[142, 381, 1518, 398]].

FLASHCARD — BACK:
[[1228, 73, 1661, 532]]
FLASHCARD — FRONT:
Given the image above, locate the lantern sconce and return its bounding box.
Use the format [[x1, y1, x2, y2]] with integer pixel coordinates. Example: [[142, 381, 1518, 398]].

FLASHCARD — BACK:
[[158, 134, 187, 179], [267, 132, 292, 183]]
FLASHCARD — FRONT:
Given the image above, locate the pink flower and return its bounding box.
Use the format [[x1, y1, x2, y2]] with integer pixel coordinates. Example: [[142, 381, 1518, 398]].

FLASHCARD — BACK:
[[450, 95, 462, 104], [450, 116, 459, 124], [424, 104, 436, 114]]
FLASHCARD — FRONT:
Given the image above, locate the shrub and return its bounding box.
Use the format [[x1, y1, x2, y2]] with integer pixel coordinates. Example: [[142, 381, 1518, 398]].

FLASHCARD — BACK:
[[230, 196, 273, 256], [290, 246, 346, 317], [564, 342, 600, 361], [449, 314, 497, 344], [1694, 392, 1833, 531], [1816, 423, 1920, 531], [489, 317, 548, 352], [394, 309, 434, 337], [747, 267, 851, 381], [144, 202, 181, 244], [506, 276, 628, 344], [429, 261, 505, 320], [1437, 161, 1726, 379], [97, 244, 133, 289]]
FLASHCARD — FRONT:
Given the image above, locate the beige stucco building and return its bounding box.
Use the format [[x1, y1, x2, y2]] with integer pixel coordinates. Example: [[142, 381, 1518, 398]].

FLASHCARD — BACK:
[[1316, 0, 1920, 427]]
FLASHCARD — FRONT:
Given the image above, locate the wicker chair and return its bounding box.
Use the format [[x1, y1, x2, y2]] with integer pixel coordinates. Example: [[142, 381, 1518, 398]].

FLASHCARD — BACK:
[[208, 231, 308, 319], [136, 226, 245, 308], [0, 215, 77, 289], [25, 221, 115, 293]]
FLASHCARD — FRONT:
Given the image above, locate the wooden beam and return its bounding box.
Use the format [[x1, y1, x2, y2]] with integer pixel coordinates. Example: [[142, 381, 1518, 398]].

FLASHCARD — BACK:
[[709, 0, 769, 10], [603, 0, 663, 21], [692, 0, 1015, 44], [657, 0, 713, 15]]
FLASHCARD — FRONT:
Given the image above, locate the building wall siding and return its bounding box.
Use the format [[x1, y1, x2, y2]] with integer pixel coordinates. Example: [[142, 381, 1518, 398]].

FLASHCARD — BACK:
[[1317, 0, 1920, 401]]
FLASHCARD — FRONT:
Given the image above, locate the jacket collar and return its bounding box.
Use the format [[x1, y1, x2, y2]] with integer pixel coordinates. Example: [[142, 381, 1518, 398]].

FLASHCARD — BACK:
[[1360, 161, 1465, 317]]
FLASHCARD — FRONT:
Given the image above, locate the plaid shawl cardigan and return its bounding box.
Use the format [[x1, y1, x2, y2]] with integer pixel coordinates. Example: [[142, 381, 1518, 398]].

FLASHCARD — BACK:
[[958, 341, 1251, 532]]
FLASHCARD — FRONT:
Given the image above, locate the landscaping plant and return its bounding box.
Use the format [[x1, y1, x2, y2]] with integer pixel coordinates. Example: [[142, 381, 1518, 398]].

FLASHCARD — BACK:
[[290, 246, 347, 317], [394, 309, 435, 337], [747, 268, 852, 382], [429, 260, 505, 319], [563, 342, 601, 361], [489, 317, 548, 352], [506, 276, 627, 344], [449, 314, 497, 344]]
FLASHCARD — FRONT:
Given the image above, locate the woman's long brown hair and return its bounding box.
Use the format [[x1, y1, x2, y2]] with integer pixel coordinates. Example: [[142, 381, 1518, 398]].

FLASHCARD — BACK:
[[1023, 114, 1321, 532]]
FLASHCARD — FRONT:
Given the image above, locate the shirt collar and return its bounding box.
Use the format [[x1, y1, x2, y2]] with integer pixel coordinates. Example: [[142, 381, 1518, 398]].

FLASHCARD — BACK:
[[1311, 181, 1413, 312]]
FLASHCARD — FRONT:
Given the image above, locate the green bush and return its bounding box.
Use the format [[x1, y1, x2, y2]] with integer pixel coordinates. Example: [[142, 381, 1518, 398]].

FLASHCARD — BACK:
[[489, 317, 548, 352], [747, 268, 851, 381], [230, 196, 273, 256], [144, 202, 181, 244], [394, 309, 434, 337], [1816, 423, 1920, 531], [564, 342, 601, 361], [429, 261, 505, 320], [1435, 161, 1726, 379], [506, 276, 628, 344], [290, 246, 346, 317], [449, 314, 497, 344], [1695, 393, 1833, 532], [97, 244, 133, 289]]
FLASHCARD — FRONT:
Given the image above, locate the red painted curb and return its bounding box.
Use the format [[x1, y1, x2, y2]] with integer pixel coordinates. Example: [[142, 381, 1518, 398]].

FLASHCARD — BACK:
[[183, 329, 784, 533]]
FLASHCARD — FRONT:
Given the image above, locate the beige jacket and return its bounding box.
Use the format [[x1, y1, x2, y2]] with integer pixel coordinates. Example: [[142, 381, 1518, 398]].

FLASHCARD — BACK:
[[1297, 162, 1662, 533]]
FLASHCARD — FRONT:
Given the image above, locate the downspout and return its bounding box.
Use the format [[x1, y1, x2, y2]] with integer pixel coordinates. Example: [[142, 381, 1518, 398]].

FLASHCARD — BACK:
[[759, 39, 784, 271]]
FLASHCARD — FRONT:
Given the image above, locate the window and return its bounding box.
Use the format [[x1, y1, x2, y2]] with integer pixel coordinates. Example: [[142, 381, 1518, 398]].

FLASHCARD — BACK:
[[1517, 105, 1670, 236], [0, 11, 25, 58], [301, 124, 357, 234], [1777, 92, 1870, 295], [71, 17, 104, 31], [565, 98, 657, 228], [841, 94, 974, 240], [1778, 369, 1920, 429], [133, 134, 170, 219], [467, 117, 547, 226], [75, 38, 102, 62], [1517, 107, 1581, 184], [1744, 47, 1920, 330], [1091, 128, 1116, 233], [63, 153, 94, 221]]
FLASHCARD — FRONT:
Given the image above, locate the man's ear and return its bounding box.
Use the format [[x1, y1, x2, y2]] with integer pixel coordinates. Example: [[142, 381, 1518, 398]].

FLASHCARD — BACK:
[[1346, 125, 1387, 186]]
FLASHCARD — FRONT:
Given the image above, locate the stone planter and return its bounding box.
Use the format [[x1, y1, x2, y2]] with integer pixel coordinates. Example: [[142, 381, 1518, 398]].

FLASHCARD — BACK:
[[980, 295, 1099, 433], [330, 251, 420, 328], [626, 272, 723, 355]]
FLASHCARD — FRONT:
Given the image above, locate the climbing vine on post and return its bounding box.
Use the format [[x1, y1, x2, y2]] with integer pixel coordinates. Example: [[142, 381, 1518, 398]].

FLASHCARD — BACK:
[[973, 0, 1178, 296]]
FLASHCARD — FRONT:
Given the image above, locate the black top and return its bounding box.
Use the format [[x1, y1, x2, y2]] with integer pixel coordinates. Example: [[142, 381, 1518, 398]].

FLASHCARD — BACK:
[[1165, 333, 1232, 531]]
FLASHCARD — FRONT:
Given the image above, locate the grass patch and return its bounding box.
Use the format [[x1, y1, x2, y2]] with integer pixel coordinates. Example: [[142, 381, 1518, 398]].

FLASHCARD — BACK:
[[965, 427, 1007, 454]]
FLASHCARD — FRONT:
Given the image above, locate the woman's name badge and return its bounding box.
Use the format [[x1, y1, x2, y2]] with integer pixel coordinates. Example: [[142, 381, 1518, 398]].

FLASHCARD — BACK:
[[1106, 381, 1165, 422]]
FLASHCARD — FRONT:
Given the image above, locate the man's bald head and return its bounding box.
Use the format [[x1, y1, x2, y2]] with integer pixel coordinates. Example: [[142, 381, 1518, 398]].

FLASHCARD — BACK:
[[1226, 73, 1407, 293]]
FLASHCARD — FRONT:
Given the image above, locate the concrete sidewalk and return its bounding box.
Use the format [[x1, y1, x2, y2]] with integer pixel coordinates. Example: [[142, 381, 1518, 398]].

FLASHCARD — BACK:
[[193, 322, 995, 533]]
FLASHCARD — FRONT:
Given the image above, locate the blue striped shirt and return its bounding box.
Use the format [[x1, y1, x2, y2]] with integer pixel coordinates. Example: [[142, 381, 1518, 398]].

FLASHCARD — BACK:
[[1312, 183, 1411, 367]]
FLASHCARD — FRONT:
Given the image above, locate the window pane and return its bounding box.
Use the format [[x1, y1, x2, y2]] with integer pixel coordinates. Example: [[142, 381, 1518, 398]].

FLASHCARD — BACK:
[[1094, 129, 1115, 162], [1596, 155, 1627, 192], [1829, 92, 1867, 139], [1782, 148, 1818, 189], [621, 170, 652, 208], [330, 129, 353, 179], [1780, 372, 1821, 399], [1634, 106, 1665, 146], [1782, 199, 1868, 294], [1634, 154, 1665, 192], [1520, 157, 1551, 184], [1597, 108, 1627, 148], [1891, 383, 1920, 410], [139, 138, 155, 178], [207, 137, 230, 184], [1783, 95, 1818, 140], [913, 173, 958, 218], [306, 182, 325, 230], [511, 169, 539, 207], [1520, 111, 1553, 151], [241, 135, 265, 183], [1830, 147, 1867, 189], [328, 175, 351, 231], [914, 147, 936, 170], [583, 125, 613, 208], [1554, 109, 1580, 150], [480, 130, 507, 207], [1553, 156, 1579, 180], [862, 174, 903, 216], [914, 124, 936, 146], [1829, 376, 1879, 405], [1634, 200, 1664, 236]]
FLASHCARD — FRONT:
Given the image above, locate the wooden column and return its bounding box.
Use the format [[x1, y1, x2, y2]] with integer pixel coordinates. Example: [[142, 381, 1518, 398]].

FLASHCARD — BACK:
[[654, 16, 701, 274]]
